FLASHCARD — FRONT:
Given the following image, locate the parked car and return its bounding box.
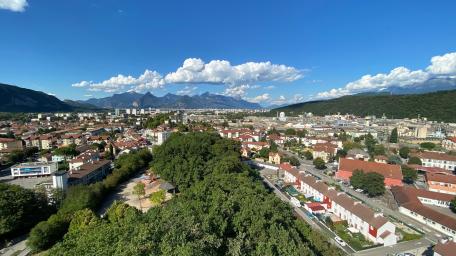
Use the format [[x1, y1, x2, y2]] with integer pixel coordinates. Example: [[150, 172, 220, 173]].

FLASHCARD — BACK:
[[334, 236, 346, 246], [355, 188, 364, 193], [290, 196, 301, 208]]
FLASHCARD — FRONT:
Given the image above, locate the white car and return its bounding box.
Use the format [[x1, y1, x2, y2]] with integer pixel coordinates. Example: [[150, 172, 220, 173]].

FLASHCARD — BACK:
[[355, 188, 364, 193], [334, 236, 346, 246]]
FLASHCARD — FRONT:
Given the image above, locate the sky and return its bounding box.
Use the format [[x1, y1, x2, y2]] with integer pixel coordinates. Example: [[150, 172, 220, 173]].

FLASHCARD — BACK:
[[1, 0, 456, 106]]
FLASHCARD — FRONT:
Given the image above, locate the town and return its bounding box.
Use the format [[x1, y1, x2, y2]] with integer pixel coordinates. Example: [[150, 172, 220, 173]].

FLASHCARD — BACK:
[[1, 108, 456, 255]]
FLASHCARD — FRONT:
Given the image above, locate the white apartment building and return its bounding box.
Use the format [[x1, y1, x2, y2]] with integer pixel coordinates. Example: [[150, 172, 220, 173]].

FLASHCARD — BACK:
[[414, 151, 456, 172]]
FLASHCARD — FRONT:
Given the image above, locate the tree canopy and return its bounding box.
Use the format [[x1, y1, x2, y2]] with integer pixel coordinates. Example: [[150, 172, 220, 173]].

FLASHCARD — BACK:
[[45, 132, 342, 256], [0, 184, 54, 241]]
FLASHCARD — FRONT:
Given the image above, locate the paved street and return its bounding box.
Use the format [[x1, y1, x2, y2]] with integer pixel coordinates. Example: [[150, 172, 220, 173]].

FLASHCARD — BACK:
[[284, 149, 445, 244], [260, 171, 355, 255]]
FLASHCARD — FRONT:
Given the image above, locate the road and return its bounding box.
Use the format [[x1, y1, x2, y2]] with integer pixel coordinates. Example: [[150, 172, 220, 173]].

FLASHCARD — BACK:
[[260, 172, 355, 255], [284, 149, 444, 244]]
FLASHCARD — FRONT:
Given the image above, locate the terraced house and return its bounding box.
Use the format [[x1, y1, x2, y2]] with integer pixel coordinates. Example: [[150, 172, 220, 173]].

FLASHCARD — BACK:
[[283, 166, 397, 246]]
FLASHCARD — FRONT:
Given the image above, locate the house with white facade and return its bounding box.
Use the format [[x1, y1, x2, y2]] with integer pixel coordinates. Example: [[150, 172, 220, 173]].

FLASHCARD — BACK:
[[412, 151, 456, 172], [281, 167, 397, 246], [391, 186, 456, 239]]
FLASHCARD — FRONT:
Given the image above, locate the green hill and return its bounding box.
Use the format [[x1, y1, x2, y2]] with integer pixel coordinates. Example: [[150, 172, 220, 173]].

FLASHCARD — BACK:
[[274, 90, 456, 122], [0, 83, 102, 113]]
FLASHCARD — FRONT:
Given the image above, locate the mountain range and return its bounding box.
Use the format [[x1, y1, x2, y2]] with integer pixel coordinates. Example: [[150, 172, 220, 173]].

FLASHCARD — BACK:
[[274, 89, 456, 122], [0, 83, 261, 112], [82, 92, 261, 109]]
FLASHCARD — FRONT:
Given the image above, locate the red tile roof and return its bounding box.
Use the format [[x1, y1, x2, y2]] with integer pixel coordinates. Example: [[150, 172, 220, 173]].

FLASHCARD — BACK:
[[426, 172, 456, 185], [339, 158, 403, 180], [413, 151, 456, 162]]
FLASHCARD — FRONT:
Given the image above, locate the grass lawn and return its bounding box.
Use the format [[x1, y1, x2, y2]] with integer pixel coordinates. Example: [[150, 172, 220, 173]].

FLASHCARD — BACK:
[[333, 224, 373, 251], [397, 228, 423, 242]]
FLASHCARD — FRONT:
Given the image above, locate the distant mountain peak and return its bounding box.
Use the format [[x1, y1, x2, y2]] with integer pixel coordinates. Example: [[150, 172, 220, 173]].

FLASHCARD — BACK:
[[82, 91, 261, 109]]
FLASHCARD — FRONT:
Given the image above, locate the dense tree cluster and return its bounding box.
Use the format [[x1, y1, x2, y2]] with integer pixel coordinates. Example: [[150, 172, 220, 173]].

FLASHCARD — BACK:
[[349, 170, 385, 197], [401, 165, 418, 184], [0, 184, 54, 242], [53, 144, 79, 157], [144, 113, 171, 129], [46, 132, 342, 256], [275, 90, 456, 123], [27, 149, 152, 252]]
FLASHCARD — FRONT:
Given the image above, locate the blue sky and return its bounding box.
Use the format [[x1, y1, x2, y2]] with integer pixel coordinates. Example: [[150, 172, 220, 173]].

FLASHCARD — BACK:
[[1, 0, 456, 105]]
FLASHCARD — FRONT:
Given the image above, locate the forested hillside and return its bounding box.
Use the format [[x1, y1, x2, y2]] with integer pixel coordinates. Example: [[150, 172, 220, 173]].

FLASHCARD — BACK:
[[275, 90, 456, 122], [45, 133, 342, 256]]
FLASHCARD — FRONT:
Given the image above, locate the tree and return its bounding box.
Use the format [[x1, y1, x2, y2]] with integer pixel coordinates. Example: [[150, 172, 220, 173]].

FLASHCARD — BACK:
[[149, 190, 166, 205], [7, 149, 25, 163], [363, 172, 385, 197], [132, 182, 146, 211], [335, 149, 347, 160], [349, 169, 365, 189], [296, 129, 307, 138], [408, 156, 422, 165], [399, 147, 410, 159], [304, 150, 313, 160], [373, 144, 386, 156], [364, 133, 377, 156], [258, 148, 270, 159], [313, 157, 326, 170], [420, 142, 436, 151], [450, 197, 456, 213], [283, 156, 300, 166], [401, 165, 417, 184], [0, 184, 53, 239], [389, 128, 398, 143], [284, 128, 296, 136], [387, 155, 402, 165], [53, 144, 79, 157]]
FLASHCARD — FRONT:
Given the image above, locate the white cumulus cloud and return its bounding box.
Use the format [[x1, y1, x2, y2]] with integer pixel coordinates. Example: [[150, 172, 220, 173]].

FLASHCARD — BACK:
[[71, 70, 164, 93], [248, 93, 270, 103], [176, 85, 198, 95], [164, 58, 303, 85], [316, 52, 456, 99], [72, 58, 303, 94], [0, 0, 27, 12]]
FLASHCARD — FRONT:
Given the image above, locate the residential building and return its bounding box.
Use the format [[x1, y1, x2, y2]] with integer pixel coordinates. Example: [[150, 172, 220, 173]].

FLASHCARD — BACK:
[[336, 158, 403, 187], [269, 152, 283, 164], [68, 159, 111, 186], [426, 173, 456, 195], [283, 169, 397, 246], [434, 241, 456, 256], [442, 137, 456, 151], [10, 162, 58, 177], [312, 142, 338, 163], [0, 138, 23, 151], [391, 186, 456, 239], [40, 134, 54, 150], [413, 151, 456, 172]]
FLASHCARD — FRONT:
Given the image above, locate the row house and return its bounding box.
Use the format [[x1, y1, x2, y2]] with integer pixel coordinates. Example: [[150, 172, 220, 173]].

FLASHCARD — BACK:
[[312, 142, 338, 163], [87, 135, 111, 144], [266, 134, 284, 145], [269, 152, 284, 165], [28, 134, 55, 150], [412, 151, 456, 172], [61, 134, 85, 146], [241, 141, 269, 151], [219, 129, 250, 139], [0, 138, 24, 152], [442, 137, 456, 151], [69, 150, 100, 170], [391, 186, 456, 239], [336, 158, 403, 187], [426, 172, 456, 195], [282, 168, 397, 246]]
